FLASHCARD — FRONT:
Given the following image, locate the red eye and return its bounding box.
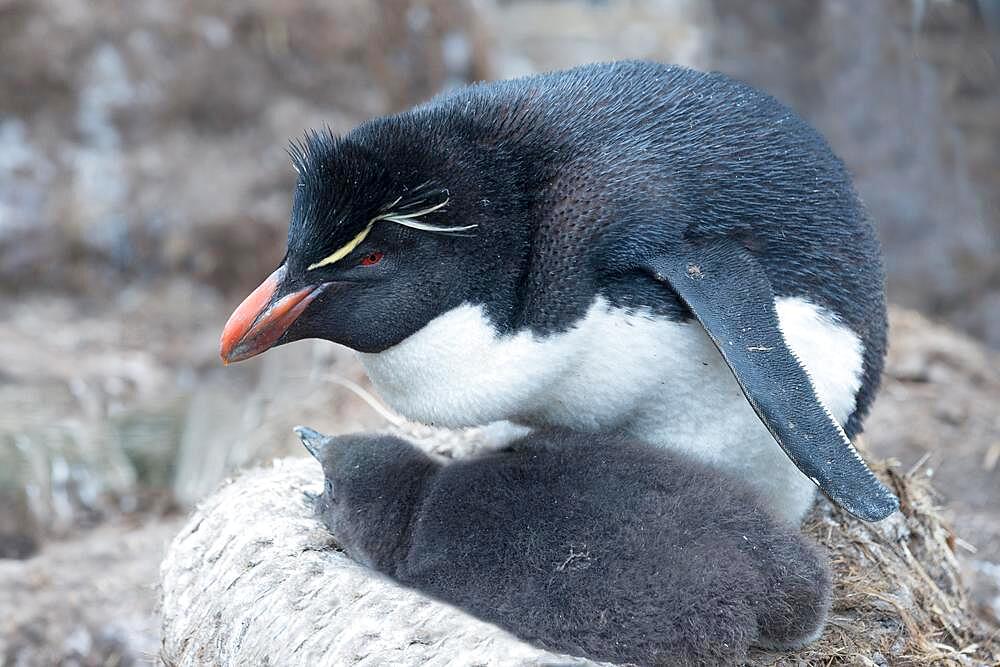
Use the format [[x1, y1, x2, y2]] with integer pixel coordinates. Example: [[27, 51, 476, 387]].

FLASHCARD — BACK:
[[360, 251, 384, 266]]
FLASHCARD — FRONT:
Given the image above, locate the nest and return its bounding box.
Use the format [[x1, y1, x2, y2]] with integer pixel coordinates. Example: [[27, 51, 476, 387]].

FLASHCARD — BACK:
[[158, 424, 998, 666], [775, 457, 997, 666]]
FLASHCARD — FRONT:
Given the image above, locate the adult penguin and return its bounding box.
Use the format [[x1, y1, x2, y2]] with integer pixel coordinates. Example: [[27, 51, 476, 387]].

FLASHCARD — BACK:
[[220, 61, 897, 523]]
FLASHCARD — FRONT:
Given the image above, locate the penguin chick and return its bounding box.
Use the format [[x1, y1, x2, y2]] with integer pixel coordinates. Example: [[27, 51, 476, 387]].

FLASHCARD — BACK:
[[296, 426, 832, 666], [222, 60, 896, 523]]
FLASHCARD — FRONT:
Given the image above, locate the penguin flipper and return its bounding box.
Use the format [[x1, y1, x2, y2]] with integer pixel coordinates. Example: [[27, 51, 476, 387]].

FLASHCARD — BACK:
[[643, 238, 898, 522]]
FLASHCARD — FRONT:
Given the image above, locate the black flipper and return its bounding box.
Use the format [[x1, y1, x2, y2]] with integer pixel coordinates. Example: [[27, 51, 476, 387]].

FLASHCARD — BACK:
[[644, 238, 898, 522]]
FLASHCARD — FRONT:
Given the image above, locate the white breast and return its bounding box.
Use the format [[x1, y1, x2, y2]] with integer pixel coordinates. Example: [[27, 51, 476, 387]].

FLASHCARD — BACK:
[[358, 296, 864, 524]]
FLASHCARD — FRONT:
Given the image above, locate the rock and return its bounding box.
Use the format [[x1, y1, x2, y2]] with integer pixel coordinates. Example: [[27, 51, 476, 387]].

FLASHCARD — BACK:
[[0, 435, 41, 559], [707, 0, 1000, 346], [0, 0, 489, 295], [0, 516, 184, 666]]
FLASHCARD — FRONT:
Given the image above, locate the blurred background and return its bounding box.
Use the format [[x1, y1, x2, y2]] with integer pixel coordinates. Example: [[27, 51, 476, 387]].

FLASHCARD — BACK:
[[0, 0, 997, 663]]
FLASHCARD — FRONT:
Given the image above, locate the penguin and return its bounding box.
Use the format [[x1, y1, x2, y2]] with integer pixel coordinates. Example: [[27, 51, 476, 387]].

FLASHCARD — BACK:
[[294, 425, 832, 666], [220, 60, 896, 523]]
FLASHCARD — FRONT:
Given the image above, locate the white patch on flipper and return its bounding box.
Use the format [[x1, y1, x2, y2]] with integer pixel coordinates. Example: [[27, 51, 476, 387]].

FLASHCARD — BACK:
[[774, 297, 863, 425], [358, 296, 864, 525]]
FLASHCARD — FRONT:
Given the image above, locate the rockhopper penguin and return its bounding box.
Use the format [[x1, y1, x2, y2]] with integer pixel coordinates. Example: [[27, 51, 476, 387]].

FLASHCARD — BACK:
[[220, 61, 896, 523], [295, 426, 833, 666]]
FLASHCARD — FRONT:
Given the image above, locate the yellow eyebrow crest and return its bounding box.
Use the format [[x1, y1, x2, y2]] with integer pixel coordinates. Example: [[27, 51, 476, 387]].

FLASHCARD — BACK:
[[306, 192, 472, 271], [307, 222, 375, 271]]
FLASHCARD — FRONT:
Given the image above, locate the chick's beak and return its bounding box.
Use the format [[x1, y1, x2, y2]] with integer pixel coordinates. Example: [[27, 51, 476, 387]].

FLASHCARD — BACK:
[[219, 266, 327, 364]]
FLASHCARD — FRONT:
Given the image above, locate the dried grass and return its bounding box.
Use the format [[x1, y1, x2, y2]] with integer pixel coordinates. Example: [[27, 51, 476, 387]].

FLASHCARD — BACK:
[[756, 454, 998, 666]]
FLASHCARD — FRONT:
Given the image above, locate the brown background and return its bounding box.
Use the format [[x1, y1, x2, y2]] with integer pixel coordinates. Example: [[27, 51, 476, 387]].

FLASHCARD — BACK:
[[0, 1, 997, 663]]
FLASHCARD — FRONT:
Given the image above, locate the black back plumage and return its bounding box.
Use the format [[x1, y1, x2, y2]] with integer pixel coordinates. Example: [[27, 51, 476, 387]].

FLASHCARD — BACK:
[[300, 427, 832, 666], [287, 61, 886, 437]]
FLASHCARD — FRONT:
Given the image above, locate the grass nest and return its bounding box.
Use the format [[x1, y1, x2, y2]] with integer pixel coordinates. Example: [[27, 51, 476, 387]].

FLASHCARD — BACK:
[[773, 453, 998, 666]]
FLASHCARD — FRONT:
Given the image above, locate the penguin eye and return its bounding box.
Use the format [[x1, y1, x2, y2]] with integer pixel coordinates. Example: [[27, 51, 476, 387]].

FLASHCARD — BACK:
[[359, 251, 384, 267], [324, 479, 333, 495]]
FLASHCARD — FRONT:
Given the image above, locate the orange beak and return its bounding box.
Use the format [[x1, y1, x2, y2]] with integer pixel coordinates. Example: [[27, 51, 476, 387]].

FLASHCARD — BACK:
[[219, 266, 327, 364]]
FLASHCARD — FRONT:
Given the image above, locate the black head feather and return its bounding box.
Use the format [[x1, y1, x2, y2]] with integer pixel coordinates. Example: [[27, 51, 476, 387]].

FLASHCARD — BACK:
[[285, 127, 478, 274], [287, 129, 395, 271]]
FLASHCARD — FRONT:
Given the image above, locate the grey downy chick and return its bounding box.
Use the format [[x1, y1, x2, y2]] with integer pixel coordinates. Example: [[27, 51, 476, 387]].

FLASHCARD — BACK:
[[296, 426, 832, 666]]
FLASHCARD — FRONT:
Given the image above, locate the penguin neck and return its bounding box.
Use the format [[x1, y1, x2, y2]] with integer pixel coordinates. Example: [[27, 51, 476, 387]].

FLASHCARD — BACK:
[[466, 196, 551, 335], [403, 105, 563, 335]]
